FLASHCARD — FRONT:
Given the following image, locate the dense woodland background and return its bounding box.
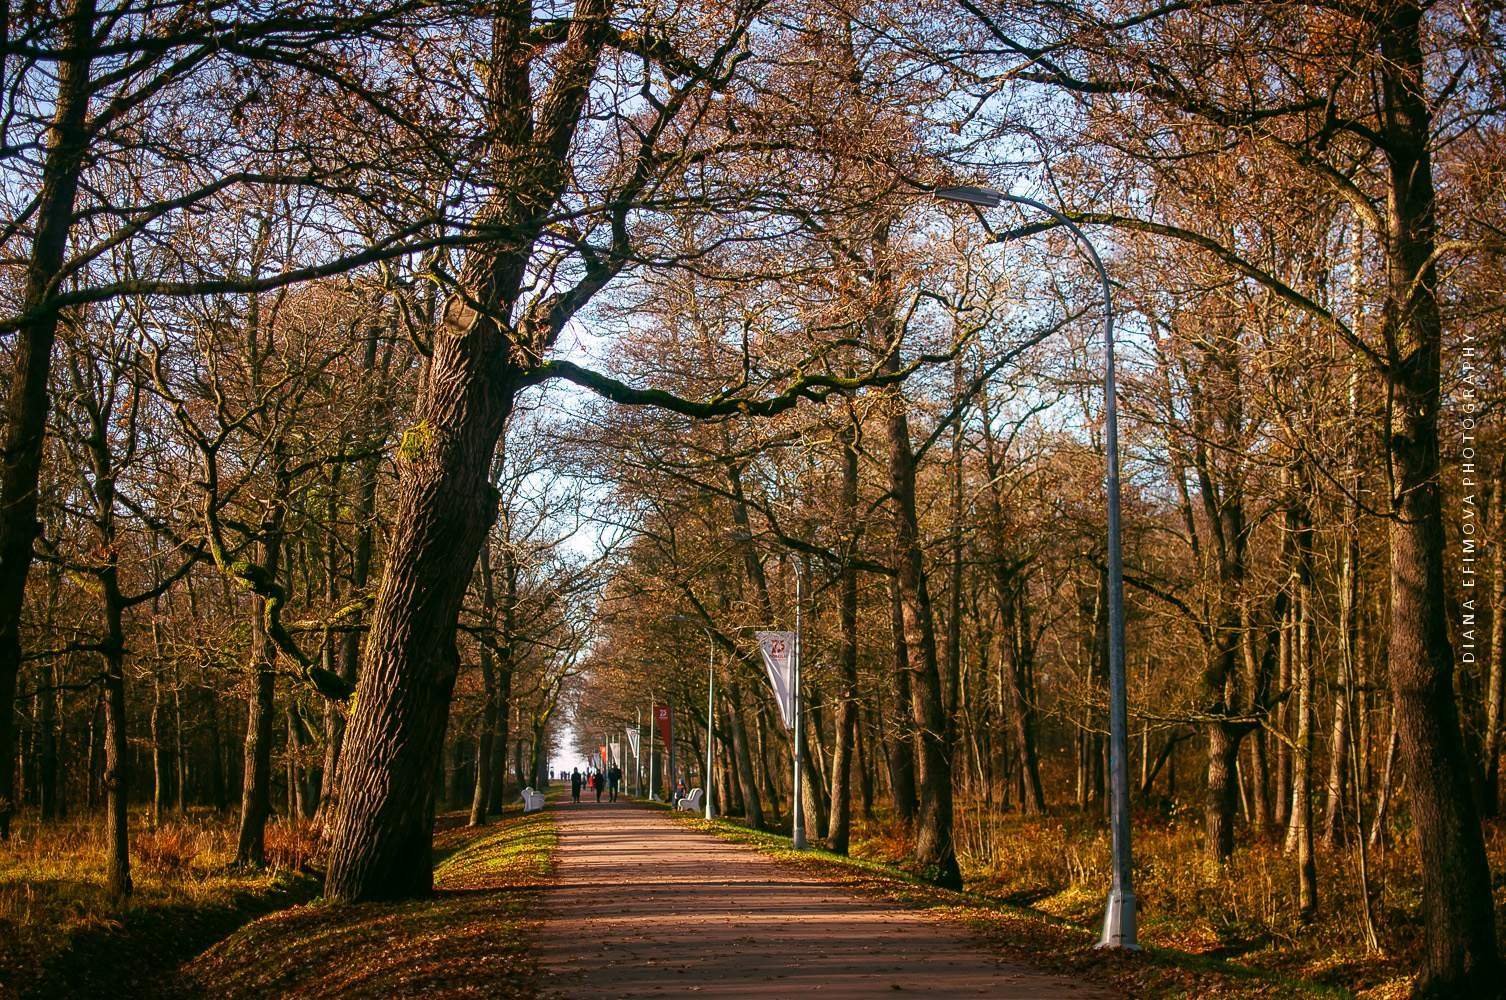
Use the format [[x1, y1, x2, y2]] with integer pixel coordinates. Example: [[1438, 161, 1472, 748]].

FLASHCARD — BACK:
[[0, 0, 1503, 995]]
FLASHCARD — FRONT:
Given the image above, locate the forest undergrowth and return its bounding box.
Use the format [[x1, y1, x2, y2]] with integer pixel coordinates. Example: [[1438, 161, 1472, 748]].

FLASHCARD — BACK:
[[0, 810, 319, 998]]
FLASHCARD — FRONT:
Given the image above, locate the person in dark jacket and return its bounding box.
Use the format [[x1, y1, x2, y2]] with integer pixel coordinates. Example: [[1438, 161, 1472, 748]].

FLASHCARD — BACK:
[[593, 769, 605, 803], [608, 764, 621, 802], [570, 768, 583, 804]]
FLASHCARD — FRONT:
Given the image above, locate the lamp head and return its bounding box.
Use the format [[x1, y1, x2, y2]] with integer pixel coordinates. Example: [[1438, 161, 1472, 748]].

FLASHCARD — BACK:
[[935, 185, 1004, 208]]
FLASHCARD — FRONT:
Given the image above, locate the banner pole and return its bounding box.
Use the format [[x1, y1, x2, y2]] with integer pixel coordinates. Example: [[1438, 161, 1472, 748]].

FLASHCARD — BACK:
[[706, 631, 716, 820], [792, 563, 806, 850]]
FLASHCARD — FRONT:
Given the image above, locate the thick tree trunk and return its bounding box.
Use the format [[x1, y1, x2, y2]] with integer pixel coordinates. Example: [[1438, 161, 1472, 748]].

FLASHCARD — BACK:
[[1483, 453, 1506, 816], [1205, 722, 1240, 862], [325, 308, 517, 899], [0, 0, 95, 840], [324, 0, 614, 898], [236, 613, 276, 866], [1378, 6, 1500, 992], [884, 379, 961, 889], [826, 430, 860, 854], [799, 679, 829, 841]]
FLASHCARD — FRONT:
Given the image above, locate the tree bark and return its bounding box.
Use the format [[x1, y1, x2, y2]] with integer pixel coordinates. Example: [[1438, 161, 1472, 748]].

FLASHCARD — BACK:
[[1378, 5, 1500, 991], [1483, 452, 1506, 816], [324, 0, 613, 900], [470, 538, 499, 827], [324, 338, 515, 897], [826, 427, 860, 854], [486, 548, 517, 815], [885, 577, 919, 822], [0, 0, 96, 840], [1289, 546, 1317, 920], [237, 601, 277, 866], [883, 360, 961, 889], [725, 681, 763, 827]]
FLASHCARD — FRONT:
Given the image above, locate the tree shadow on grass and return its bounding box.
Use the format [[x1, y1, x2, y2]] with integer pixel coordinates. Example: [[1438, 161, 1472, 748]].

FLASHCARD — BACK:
[[180, 812, 555, 1000], [19, 875, 318, 1000]]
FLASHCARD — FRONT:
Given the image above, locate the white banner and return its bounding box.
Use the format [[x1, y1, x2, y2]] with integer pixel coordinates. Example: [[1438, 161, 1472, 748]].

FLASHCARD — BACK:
[[626, 728, 640, 760], [756, 631, 797, 729]]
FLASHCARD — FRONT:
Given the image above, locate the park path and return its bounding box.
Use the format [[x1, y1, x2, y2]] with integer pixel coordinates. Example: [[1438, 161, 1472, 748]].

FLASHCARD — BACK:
[[534, 801, 1114, 998]]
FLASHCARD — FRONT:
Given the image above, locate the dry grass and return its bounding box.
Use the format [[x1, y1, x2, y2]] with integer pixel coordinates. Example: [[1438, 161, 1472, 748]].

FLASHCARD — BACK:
[[847, 802, 1506, 997], [183, 810, 557, 999], [0, 810, 319, 999]]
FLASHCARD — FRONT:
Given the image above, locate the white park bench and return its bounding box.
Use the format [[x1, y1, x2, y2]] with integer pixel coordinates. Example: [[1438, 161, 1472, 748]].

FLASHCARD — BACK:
[[675, 788, 705, 812], [521, 787, 545, 813]]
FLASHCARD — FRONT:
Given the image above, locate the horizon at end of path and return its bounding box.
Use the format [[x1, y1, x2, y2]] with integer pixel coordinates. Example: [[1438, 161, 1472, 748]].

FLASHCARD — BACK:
[[534, 799, 1118, 998]]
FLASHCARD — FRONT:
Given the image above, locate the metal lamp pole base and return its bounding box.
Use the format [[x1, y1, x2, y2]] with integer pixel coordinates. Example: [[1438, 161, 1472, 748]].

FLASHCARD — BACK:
[[1097, 890, 1139, 950]]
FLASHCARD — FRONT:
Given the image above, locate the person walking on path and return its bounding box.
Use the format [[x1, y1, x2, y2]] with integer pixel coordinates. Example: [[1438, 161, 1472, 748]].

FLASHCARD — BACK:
[[608, 764, 621, 802], [571, 768, 583, 805], [594, 770, 605, 803]]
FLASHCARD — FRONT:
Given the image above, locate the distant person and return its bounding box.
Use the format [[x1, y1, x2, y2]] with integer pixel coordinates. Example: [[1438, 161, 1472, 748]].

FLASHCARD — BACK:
[[571, 767, 583, 804], [594, 769, 605, 803], [673, 778, 687, 805], [608, 764, 621, 802]]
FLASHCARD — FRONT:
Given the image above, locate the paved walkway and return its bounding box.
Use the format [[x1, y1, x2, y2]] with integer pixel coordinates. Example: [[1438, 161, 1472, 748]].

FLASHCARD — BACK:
[[534, 801, 1112, 998]]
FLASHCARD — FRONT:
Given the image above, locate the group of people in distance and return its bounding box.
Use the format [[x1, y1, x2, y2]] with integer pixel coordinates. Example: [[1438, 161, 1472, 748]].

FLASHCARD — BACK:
[[570, 764, 622, 804]]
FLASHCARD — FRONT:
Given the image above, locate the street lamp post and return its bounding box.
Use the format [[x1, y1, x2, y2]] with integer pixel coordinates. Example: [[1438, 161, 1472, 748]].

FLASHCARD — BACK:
[[671, 614, 717, 820], [937, 185, 1136, 950]]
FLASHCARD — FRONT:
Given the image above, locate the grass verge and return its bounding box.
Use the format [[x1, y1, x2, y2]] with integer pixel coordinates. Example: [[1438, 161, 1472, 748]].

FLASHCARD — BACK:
[[0, 812, 321, 999], [664, 810, 1351, 999], [181, 809, 557, 999]]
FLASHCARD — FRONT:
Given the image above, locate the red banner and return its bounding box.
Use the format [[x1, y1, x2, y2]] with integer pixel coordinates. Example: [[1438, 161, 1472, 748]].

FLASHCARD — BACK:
[[600, 745, 608, 768], [655, 704, 672, 750]]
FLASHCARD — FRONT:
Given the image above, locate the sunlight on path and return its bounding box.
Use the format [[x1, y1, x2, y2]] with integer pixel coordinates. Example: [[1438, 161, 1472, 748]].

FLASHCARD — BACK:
[[534, 802, 1116, 998]]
